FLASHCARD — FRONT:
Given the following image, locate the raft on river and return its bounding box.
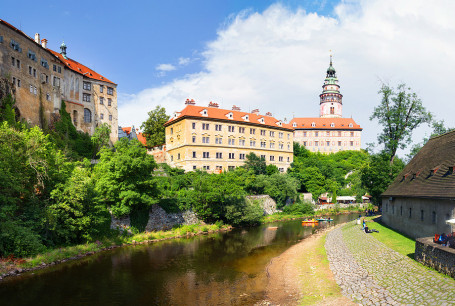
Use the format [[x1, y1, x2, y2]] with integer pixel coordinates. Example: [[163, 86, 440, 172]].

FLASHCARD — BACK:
[[316, 218, 333, 222], [302, 219, 319, 224]]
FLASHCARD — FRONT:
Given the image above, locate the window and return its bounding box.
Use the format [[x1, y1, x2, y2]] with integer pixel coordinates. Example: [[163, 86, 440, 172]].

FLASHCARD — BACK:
[[326, 141, 330, 146], [215, 137, 222, 144], [109, 115, 112, 121], [250, 140, 256, 147], [84, 109, 92, 123], [16, 59, 20, 69], [177, 153, 180, 160], [203, 165, 210, 170], [58, 66, 61, 73], [250, 128, 255, 134], [269, 131, 275, 137], [350, 141, 354, 146], [330, 106, 334, 114], [260, 130, 266, 136], [216, 166, 223, 171], [228, 138, 235, 146], [315, 141, 319, 146], [40, 58, 49, 69], [17, 79, 21, 87], [303, 141, 307, 146], [53, 77, 60, 87], [239, 139, 245, 146], [279, 156, 283, 162], [53, 64, 57, 72], [303, 132, 307, 137], [270, 142, 275, 149], [170, 128, 173, 134], [27, 50, 36, 61], [215, 124, 222, 131], [192, 136, 196, 143], [192, 122, 196, 129], [171, 155, 174, 162], [315, 131, 319, 137], [270, 155, 275, 161], [350, 132, 354, 137], [108, 98, 112, 106], [29, 84, 33, 93], [193, 165, 197, 170], [0, 36, 3, 43], [11, 57, 15, 66], [338, 131, 342, 136], [326, 131, 330, 136], [100, 97, 104, 105], [228, 126, 235, 132], [228, 166, 235, 171], [239, 154, 245, 160], [28, 66, 32, 75], [229, 153, 235, 159], [99, 85, 104, 93], [10, 39, 21, 52], [279, 143, 283, 149], [420, 210, 424, 222], [216, 152, 222, 159], [287, 157, 290, 162], [45, 75, 48, 83], [100, 113, 104, 119], [261, 141, 266, 148], [202, 136, 210, 143], [12, 77, 16, 86], [409, 208, 412, 219], [46, 93, 50, 101], [83, 93, 91, 102], [202, 123, 210, 130], [192, 151, 196, 158], [239, 127, 245, 133], [107, 87, 114, 95], [338, 141, 342, 146], [33, 68, 36, 77], [261, 155, 266, 160], [203, 152, 210, 158], [83, 82, 92, 91], [279, 132, 283, 138]]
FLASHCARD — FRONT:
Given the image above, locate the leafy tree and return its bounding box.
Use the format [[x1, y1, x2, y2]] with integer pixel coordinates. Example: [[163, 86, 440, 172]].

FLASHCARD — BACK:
[[243, 152, 266, 175], [94, 138, 159, 217], [370, 83, 432, 164], [140, 105, 169, 147], [91, 123, 111, 158], [266, 164, 279, 175], [360, 152, 405, 205]]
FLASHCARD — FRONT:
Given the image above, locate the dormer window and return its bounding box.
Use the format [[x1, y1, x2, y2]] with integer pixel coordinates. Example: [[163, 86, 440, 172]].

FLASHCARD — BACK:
[[225, 112, 234, 119], [276, 121, 282, 127], [349, 123, 353, 128], [258, 117, 265, 124], [201, 109, 208, 117], [292, 122, 297, 127], [242, 115, 249, 121], [311, 122, 316, 127], [330, 123, 335, 127]]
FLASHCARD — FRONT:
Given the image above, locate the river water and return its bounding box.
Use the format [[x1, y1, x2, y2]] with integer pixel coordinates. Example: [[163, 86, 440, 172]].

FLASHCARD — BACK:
[[0, 214, 357, 305]]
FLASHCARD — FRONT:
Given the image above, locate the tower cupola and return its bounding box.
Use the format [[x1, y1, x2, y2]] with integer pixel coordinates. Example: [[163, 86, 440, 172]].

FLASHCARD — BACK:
[[60, 41, 67, 59], [319, 55, 343, 118]]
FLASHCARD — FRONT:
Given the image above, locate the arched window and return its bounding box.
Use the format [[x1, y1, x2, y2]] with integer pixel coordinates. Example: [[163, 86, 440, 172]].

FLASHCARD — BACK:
[[330, 107, 335, 114], [84, 108, 92, 123]]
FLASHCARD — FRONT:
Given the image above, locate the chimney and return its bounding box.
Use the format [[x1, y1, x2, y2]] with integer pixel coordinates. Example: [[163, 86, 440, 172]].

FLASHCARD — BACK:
[[265, 112, 273, 116], [41, 39, 48, 48], [251, 109, 259, 115], [35, 33, 40, 44], [208, 101, 219, 108], [185, 98, 196, 105], [232, 105, 241, 111]]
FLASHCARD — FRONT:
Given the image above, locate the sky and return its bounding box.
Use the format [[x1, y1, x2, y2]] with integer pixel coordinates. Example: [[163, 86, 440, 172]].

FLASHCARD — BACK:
[[2, 0, 455, 158]]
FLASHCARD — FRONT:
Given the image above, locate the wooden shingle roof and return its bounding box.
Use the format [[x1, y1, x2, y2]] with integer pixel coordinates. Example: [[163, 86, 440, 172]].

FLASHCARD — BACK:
[[382, 130, 455, 199]]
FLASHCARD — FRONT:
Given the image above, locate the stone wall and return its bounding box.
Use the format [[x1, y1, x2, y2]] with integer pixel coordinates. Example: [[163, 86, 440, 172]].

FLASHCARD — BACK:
[[246, 195, 278, 215], [314, 203, 367, 211], [415, 237, 455, 278]]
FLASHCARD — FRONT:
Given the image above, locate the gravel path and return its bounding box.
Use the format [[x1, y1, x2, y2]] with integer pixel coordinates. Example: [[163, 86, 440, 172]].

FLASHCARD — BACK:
[[326, 221, 455, 305]]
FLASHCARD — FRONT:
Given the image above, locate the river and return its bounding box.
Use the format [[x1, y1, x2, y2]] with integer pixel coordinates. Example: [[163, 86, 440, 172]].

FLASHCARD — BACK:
[[0, 214, 358, 305]]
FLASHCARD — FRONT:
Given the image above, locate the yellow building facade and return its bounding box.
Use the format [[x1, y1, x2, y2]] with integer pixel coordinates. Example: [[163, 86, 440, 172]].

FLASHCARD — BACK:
[[164, 102, 294, 173]]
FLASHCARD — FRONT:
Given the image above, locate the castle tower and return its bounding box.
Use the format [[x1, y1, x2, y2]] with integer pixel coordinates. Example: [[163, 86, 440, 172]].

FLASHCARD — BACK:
[[319, 55, 342, 118]]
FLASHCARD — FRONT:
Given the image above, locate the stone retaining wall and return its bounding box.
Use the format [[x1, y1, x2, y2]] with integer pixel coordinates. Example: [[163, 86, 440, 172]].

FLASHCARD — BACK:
[[246, 195, 278, 215], [314, 203, 368, 211], [415, 237, 455, 278]]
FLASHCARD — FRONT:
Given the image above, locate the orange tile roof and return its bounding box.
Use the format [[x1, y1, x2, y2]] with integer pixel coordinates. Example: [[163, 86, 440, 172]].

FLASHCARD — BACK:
[[48, 49, 115, 85], [289, 117, 362, 130], [165, 104, 293, 130], [136, 132, 147, 146], [122, 127, 132, 135]]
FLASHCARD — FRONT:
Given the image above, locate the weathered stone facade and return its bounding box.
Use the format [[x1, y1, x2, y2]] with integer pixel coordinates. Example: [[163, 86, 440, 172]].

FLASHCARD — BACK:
[[415, 237, 455, 278], [246, 195, 278, 215]]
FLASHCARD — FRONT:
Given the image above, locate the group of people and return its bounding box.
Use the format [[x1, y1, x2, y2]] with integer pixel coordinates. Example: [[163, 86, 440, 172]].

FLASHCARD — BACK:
[[434, 233, 455, 248]]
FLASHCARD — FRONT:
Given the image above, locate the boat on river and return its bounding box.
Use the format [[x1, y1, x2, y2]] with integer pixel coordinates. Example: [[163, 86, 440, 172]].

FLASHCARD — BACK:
[[302, 219, 318, 224], [316, 218, 333, 222]]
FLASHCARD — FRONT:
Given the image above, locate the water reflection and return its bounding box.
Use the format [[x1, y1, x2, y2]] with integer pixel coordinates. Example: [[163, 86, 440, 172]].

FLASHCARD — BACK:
[[0, 214, 357, 305]]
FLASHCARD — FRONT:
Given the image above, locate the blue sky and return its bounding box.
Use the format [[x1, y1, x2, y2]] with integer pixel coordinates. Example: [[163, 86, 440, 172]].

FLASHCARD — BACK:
[[2, 0, 455, 157]]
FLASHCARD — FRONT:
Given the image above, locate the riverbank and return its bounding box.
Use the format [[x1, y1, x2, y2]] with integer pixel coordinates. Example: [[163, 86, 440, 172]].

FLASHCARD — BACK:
[[0, 223, 231, 281], [263, 224, 355, 305], [262, 207, 366, 223]]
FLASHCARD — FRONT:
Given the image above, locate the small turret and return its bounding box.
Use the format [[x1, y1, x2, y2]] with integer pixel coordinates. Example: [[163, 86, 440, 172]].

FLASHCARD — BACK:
[[60, 41, 67, 59]]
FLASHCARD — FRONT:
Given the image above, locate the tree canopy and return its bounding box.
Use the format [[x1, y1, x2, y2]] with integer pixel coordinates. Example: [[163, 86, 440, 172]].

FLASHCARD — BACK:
[[140, 105, 169, 147]]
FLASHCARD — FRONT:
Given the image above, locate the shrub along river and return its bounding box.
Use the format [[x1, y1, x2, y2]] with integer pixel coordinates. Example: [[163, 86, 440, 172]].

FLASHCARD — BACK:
[[0, 214, 357, 305]]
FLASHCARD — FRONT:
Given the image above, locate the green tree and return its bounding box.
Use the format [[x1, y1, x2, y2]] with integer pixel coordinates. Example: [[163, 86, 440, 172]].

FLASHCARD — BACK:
[[94, 138, 159, 217], [370, 83, 432, 164], [91, 123, 111, 158], [266, 164, 279, 175], [360, 152, 405, 205], [244, 152, 266, 175], [140, 105, 169, 147]]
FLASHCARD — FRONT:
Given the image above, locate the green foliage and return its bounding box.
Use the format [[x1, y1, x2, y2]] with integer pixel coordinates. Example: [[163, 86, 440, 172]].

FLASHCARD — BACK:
[[130, 207, 151, 233], [224, 199, 263, 226], [243, 152, 267, 175], [140, 105, 170, 147], [282, 202, 314, 215], [370, 83, 432, 164], [48, 164, 110, 244], [266, 164, 279, 175], [0, 94, 18, 126], [91, 123, 111, 158], [0, 221, 46, 257], [248, 174, 299, 207], [94, 138, 159, 217], [360, 152, 405, 205]]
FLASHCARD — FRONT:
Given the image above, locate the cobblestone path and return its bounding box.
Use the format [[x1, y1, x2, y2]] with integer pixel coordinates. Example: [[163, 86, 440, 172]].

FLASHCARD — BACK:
[[326, 222, 455, 305]]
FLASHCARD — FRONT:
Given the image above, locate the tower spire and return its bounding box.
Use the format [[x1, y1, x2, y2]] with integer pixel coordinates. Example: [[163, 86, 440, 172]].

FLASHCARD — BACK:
[[319, 55, 343, 118]]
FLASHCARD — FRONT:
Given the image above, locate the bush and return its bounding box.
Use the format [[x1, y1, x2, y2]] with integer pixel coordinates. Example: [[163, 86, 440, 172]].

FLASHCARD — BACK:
[[283, 202, 314, 215], [130, 207, 150, 233], [224, 198, 263, 226], [0, 221, 46, 257]]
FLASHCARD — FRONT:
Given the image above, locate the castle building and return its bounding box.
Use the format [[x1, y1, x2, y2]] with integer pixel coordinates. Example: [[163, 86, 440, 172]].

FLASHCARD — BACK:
[[290, 57, 362, 153], [164, 100, 294, 173], [0, 19, 118, 143]]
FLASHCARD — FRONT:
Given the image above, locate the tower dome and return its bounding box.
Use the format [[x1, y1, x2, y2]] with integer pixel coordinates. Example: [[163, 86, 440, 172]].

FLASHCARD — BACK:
[[319, 55, 343, 118]]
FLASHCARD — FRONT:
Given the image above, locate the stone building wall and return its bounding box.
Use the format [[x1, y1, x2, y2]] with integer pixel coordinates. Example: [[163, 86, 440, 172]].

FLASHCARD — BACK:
[[415, 237, 455, 278]]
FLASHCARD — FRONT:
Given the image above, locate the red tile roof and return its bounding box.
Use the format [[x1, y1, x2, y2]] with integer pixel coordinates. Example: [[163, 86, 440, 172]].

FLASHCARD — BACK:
[[136, 132, 147, 146], [48, 49, 115, 85], [122, 127, 132, 135], [165, 104, 293, 130], [289, 117, 362, 130]]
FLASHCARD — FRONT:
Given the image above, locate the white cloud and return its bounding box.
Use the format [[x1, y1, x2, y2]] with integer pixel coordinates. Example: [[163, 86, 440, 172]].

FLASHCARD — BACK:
[[178, 57, 191, 66], [155, 63, 176, 72], [119, 0, 455, 157]]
